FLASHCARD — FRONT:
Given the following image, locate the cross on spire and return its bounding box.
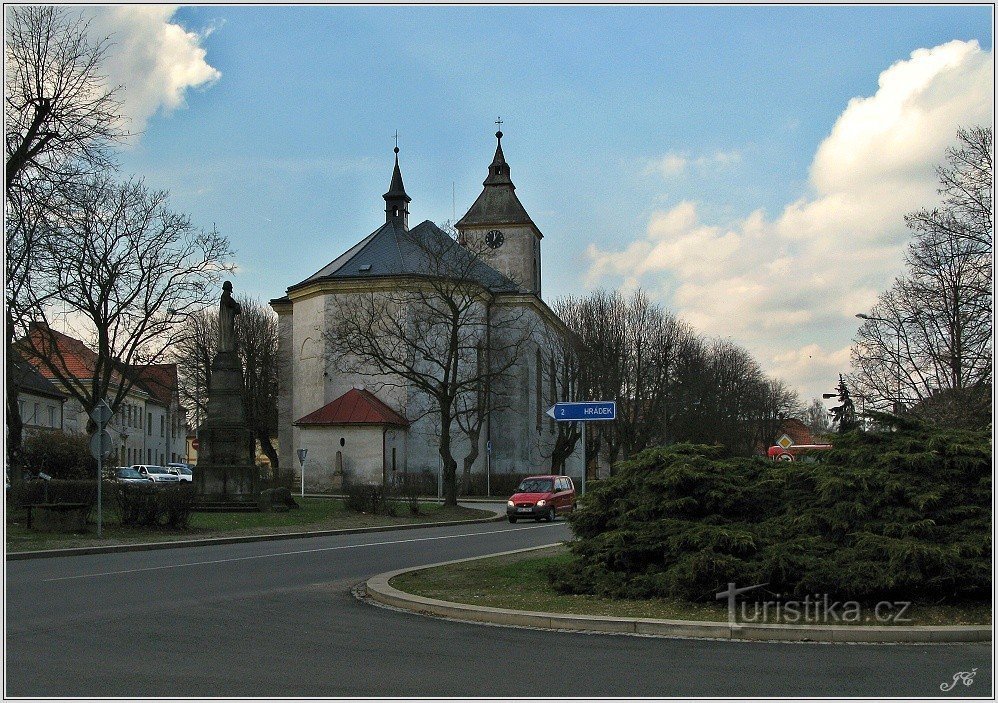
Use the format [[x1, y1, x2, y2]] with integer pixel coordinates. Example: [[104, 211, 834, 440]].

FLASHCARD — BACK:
[[393, 130, 399, 153], [495, 117, 502, 129]]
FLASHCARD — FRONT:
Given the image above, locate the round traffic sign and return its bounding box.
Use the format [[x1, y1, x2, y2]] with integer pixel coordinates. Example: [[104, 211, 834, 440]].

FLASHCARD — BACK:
[[89, 430, 113, 460], [777, 452, 794, 462], [191, 438, 200, 451]]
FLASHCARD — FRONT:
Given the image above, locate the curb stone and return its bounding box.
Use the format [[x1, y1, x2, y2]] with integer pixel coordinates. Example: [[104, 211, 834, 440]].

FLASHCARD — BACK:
[[6, 507, 505, 561], [364, 545, 993, 645]]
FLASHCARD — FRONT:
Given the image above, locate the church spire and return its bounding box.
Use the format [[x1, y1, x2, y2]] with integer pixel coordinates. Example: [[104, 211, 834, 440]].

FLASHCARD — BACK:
[[383, 146, 411, 229], [483, 129, 514, 187]]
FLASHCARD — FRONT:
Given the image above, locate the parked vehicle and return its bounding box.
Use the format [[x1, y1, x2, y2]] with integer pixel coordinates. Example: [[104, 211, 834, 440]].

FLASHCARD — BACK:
[[506, 475, 576, 523], [165, 463, 193, 482], [114, 467, 154, 484], [130, 465, 181, 483]]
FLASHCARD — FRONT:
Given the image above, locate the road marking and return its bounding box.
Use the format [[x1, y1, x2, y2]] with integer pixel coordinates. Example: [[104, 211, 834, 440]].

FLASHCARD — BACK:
[[42, 524, 562, 582]]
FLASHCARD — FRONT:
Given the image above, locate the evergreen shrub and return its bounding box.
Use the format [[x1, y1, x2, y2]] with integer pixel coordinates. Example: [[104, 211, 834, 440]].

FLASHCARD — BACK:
[[549, 427, 991, 603], [115, 483, 197, 529]]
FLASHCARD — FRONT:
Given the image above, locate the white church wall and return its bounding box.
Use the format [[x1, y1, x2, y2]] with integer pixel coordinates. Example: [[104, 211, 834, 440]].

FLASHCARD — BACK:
[[321, 292, 409, 412], [276, 306, 295, 474], [297, 425, 385, 489]]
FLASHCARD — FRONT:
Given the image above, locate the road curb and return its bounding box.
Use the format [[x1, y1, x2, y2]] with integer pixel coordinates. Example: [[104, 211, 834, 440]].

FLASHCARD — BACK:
[[6, 508, 505, 561], [364, 545, 993, 644]]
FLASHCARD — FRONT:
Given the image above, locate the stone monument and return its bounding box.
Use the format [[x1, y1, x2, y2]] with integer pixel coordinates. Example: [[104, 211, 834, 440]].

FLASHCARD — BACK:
[[195, 281, 259, 503]]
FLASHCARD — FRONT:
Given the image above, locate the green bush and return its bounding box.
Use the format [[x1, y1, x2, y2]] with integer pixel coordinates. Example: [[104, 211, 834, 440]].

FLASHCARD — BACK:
[[549, 427, 991, 603], [21, 430, 97, 479], [115, 483, 196, 529], [344, 483, 396, 516]]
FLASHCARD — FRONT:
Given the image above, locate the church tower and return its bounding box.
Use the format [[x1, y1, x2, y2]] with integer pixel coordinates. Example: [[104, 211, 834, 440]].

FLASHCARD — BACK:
[[384, 146, 410, 230], [456, 129, 543, 296]]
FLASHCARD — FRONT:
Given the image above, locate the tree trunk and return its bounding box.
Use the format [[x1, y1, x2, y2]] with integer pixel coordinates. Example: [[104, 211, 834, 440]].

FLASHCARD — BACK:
[[6, 314, 24, 471], [460, 424, 481, 495], [439, 413, 458, 506], [257, 429, 280, 483]]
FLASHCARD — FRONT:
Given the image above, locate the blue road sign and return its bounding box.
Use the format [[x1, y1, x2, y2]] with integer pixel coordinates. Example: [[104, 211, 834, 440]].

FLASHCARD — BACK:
[[545, 401, 616, 422]]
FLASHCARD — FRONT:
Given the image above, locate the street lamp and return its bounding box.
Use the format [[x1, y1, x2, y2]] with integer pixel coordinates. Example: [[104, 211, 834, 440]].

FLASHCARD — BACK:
[[856, 313, 903, 414]]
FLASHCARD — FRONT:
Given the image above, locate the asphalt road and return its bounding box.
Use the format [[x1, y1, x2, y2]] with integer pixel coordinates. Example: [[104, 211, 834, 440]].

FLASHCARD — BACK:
[[5, 512, 992, 697]]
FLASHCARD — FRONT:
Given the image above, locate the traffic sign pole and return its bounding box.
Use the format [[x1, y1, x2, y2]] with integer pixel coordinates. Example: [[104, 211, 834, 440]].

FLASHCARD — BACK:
[[547, 401, 616, 495], [89, 399, 113, 539]]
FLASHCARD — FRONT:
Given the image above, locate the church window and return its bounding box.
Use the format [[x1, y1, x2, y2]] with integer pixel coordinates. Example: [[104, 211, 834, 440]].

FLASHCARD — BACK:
[[340, 437, 345, 447], [535, 350, 542, 433]]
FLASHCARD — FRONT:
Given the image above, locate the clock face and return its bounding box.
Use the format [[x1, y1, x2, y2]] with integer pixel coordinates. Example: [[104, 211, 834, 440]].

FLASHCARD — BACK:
[[485, 229, 504, 249]]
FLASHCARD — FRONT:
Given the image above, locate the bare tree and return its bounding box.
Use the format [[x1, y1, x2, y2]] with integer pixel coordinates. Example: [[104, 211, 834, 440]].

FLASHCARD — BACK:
[[5, 179, 63, 466], [5, 5, 125, 190], [172, 297, 281, 478], [18, 176, 232, 424], [322, 226, 534, 505], [173, 309, 216, 436], [5, 6, 126, 467], [235, 298, 281, 475], [852, 126, 993, 427], [802, 397, 832, 436]]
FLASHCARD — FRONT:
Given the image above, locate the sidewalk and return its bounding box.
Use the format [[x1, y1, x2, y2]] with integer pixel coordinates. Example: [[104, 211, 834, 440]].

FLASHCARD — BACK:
[[7, 503, 505, 561]]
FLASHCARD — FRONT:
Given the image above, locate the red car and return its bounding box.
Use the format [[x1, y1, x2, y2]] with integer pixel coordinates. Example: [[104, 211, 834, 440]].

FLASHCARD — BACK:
[[507, 475, 576, 523]]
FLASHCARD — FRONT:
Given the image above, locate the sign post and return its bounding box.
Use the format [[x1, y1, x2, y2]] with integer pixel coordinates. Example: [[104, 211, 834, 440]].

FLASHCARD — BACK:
[[297, 448, 308, 497], [546, 401, 616, 495], [486, 440, 492, 497], [88, 399, 113, 538]]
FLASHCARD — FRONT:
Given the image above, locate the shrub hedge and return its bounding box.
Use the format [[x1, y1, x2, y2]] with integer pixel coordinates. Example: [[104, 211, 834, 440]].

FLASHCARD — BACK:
[[115, 483, 197, 529], [549, 425, 991, 603]]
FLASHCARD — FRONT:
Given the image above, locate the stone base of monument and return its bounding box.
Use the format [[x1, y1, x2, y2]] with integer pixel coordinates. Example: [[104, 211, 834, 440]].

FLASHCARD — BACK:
[[194, 339, 263, 512]]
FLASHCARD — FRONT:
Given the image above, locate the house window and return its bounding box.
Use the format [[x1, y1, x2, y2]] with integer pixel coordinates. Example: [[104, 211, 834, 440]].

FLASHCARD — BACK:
[[147, 413, 152, 435], [160, 416, 165, 437], [33, 402, 40, 425], [48, 406, 55, 427], [148, 449, 152, 463]]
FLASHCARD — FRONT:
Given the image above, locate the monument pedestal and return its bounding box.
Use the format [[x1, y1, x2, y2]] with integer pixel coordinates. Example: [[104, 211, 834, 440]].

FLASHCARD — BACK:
[[195, 350, 260, 505]]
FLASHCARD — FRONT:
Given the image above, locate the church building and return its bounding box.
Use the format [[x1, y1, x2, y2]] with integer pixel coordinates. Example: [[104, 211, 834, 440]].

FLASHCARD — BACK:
[[271, 131, 581, 490]]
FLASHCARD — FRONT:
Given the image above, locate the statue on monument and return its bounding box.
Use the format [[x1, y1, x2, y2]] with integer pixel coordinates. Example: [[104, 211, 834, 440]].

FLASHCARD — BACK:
[[195, 280, 259, 504], [218, 281, 241, 354]]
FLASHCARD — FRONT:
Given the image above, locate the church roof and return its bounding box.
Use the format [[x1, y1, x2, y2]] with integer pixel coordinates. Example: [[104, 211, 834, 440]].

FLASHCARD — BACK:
[[455, 131, 537, 230], [294, 388, 409, 427], [290, 219, 517, 292], [383, 148, 411, 203]]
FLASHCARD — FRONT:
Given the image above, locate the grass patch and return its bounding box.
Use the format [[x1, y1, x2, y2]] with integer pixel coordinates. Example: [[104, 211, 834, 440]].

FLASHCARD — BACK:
[[6, 499, 493, 553], [391, 546, 992, 626]]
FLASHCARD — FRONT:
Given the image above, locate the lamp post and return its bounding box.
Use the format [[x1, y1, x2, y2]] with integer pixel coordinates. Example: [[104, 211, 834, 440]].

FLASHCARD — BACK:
[[856, 313, 904, 414]]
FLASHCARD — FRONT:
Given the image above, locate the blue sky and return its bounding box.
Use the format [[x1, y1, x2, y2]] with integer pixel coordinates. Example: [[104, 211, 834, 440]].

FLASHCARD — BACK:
[[96, 5, 993, 402]]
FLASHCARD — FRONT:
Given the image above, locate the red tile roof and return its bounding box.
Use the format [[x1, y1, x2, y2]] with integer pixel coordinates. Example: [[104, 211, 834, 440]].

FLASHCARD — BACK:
[[132, 364, 178, 406], [21, 323, 128, 387], [295, 388, 408, 427], [19, 323, 179, 408], [778, 418, 818, 446]]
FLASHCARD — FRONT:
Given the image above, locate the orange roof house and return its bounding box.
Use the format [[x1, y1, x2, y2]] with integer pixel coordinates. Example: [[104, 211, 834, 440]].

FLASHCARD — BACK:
[[294, 388, 409, 427]]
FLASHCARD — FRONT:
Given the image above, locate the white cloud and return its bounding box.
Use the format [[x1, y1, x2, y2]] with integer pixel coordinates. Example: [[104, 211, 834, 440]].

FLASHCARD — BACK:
[[588, 40, 993, 401], [83, 7, 221, 137], [645, 149, 742, 178]]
